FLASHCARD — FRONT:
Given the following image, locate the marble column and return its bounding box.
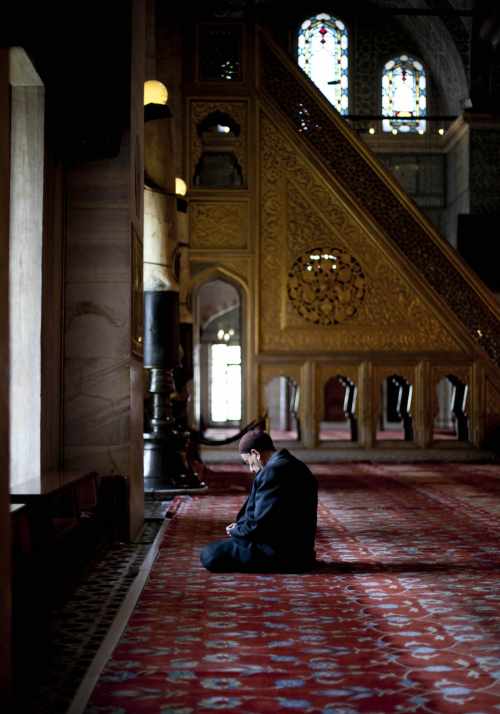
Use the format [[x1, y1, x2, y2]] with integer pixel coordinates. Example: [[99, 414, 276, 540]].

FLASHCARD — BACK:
[[143, 187, 182, 490], [177, 207, 195, 424], [9, 58, 44, 488], [176, 209, 200, 466], [142, 105, 205, 492], [0, 46, 11, 694]]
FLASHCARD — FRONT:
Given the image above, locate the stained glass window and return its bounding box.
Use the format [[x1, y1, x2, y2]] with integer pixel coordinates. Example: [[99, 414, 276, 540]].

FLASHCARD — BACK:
[[382, 55, 427, 134], [297, 13, 349, 115]]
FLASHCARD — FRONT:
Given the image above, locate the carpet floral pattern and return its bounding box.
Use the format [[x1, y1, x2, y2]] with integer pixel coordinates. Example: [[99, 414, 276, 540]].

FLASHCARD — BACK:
[[86, 463, 500, 713]]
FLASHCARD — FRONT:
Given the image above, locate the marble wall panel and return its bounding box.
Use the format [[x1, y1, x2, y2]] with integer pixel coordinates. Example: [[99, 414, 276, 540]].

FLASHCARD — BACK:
[[63, 445, 131, 477], [64, 358, 130, 447], [62, 3, 146, 530], [65, 283, 131, 360], [67, 207, 130, 241], [66, 242, 131, 284]]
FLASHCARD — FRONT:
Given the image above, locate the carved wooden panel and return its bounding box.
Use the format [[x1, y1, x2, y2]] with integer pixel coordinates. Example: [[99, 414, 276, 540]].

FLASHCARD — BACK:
[[288, 248, 366, 326], [190, 200, 248, 249], [189, 256, 250, 286], [259, 36, 500, 367], [260, 109, 460, 353]]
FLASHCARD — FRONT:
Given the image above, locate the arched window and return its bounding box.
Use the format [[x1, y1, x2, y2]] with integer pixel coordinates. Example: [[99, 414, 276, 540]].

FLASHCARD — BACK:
[[382, 54, 427, 134], [297, 13, 349, 115]]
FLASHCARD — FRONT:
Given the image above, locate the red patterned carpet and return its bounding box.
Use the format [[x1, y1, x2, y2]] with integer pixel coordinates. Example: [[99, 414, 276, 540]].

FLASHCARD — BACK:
[[86, 462, 500, 714]]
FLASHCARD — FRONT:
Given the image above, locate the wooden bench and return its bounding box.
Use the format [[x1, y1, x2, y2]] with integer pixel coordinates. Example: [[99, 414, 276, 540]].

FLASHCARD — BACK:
[[10, 470, 100, 552]]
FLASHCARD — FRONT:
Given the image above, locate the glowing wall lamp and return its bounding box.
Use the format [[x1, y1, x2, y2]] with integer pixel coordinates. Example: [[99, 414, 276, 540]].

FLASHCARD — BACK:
[[175, 177, 187, 196], [144, 80, 168, 106], [174, 177, 188, 212], [144, 80, 171, 121]]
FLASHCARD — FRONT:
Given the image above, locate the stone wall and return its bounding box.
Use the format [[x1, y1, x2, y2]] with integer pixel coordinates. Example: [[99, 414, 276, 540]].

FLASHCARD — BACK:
[[446, 124, 470, 247]]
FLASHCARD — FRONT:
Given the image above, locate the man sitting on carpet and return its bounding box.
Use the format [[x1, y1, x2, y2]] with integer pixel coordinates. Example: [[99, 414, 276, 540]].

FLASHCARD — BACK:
[[200, 430, 318, 572]]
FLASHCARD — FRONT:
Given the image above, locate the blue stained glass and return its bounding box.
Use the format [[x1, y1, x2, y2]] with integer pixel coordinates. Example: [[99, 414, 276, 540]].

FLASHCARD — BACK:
[[297, 13, 349, 115], [382, 54, 427, 134]]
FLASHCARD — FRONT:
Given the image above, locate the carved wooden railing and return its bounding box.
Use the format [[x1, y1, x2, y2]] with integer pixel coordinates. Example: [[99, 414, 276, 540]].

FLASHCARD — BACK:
[[256, 29, 500, 369]]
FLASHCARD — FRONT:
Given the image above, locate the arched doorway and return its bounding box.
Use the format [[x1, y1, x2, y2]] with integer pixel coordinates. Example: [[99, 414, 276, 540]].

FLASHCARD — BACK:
[[195, 278, 243, 438], [264, 376, 300, 442], [433, 375, 469, 442], [377, 374, 414, 442], [320, 375, 358, 442]]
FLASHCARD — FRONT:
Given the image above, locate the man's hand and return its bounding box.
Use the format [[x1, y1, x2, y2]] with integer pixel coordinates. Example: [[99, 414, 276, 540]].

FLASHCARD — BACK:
[[226, 522, 237, 536]]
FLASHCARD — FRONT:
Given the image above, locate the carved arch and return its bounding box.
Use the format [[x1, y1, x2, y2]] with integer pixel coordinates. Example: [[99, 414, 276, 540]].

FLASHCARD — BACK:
[[191, 267, 249, 427]]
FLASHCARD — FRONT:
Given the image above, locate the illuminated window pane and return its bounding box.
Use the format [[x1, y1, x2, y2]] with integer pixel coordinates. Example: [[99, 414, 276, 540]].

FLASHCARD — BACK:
[[297, 13, 349, 115], [210, 344, 241, 422], [382, 54, 427, 134]]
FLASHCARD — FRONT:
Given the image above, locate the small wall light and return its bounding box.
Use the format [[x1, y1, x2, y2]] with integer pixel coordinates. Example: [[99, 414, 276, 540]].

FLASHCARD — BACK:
[[438, 127, 445, 136], [144, 80, 172, 121], [368, 127, 376, 135], [175, 178, 187, 196], [391, 128, 398, 135], [144, 80, 168, 106]]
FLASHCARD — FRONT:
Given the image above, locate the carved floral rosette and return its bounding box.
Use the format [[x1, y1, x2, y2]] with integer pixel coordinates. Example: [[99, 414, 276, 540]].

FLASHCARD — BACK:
[[287, 247, 366, 326]]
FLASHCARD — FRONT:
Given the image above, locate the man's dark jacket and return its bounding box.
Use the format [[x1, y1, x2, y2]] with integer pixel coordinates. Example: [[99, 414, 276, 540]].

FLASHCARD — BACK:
[[230, 449, 318, 564]]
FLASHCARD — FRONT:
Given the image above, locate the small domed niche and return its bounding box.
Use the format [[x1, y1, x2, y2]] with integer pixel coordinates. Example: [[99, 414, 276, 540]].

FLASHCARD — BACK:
[[194, 111, 244, 187]]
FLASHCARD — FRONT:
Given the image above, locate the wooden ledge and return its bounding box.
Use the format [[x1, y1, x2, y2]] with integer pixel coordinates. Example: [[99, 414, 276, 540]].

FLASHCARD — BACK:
[[10, 470, 98, 502]]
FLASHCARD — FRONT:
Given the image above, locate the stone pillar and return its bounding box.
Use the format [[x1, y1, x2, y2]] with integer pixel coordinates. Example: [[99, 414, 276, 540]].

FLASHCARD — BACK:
[[177, 208, 195, 429], [142, 100, 205, 492], [8, 53, 44, 488], [0, 46, 12, 697], [143, 187, 182, 491], [360, 361, 374, 448], [63, 1, 146, 539], [175, 207, 206, 471], [301, 362, 316, 448], [446, 117, 469, 248]]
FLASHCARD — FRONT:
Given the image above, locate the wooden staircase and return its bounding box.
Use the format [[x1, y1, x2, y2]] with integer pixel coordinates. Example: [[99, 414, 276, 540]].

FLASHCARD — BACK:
[[253, 29, 500, 454]]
